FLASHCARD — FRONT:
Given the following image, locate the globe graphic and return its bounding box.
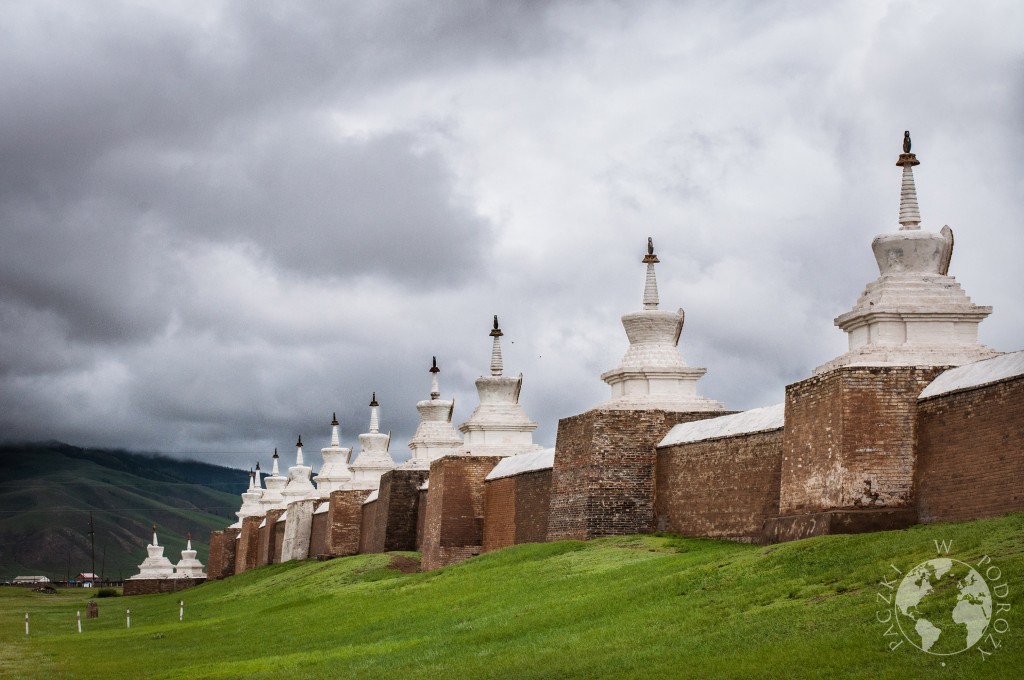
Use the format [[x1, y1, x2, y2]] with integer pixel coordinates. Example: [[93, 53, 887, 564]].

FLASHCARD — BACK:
[[894, 558, 992, 655]]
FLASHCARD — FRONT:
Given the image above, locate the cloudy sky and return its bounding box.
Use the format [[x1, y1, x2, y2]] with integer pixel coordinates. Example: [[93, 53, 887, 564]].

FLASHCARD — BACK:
[[1, 0, 1021, 471]]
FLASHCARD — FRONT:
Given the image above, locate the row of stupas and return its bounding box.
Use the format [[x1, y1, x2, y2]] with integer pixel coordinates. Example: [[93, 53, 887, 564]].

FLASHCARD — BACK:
[[129, 526, 207, 580]]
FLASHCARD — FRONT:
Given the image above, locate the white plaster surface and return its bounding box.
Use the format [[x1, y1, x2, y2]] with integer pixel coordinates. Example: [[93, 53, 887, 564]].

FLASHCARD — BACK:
[[130, 531, 176, 580], [174, 538, 206, 578], [363, 489, 379, 505], [280, 499, 315, 562], [658, 403, 785, 447], [349, 401, 397, 490], [485, 448, 555, 481], [919, 350, 1024, 400]]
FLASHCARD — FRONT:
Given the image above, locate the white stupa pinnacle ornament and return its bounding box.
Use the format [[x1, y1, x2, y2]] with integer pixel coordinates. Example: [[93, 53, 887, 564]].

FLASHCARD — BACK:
[[402, 357, 463, 469], [174, 532, 207, 578], [260, 448, 288, 510], [281, 435, 316, 503], [129, 524, 175, 580], [348, 394, 397, 489], [815, 132, 998, 373], [317, 412, 355, 495], [599, 237, 723, 412], [455, 316, 542, 457], [236, 468, 264, 519]]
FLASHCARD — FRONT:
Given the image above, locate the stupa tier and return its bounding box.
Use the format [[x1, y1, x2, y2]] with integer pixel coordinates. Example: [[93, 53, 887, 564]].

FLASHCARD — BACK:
[[401, 357, 463, 469], [317, 412, 354, 494], [349, 394, 396, 489]]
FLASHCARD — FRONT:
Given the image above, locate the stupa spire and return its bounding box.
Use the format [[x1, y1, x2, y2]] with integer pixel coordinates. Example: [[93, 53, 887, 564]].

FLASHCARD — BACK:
[[642, 237, 660, 309], [254, 461, 261, 489], [271, 448, 280, 476], [247, 468, 255, 491], [330, 412, 340, 447], [151, 523, 158, 547], [489, 315, 504, 376], [430, 356, 441, 399], [186, 531, 192, 552], [369, 393, 380, 434], [897, 131, 922, 230], [295, 436, 304, 466]]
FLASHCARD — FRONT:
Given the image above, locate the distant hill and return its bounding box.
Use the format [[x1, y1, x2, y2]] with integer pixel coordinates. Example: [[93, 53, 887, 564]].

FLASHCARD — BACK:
[[0, 442, 246, 581]]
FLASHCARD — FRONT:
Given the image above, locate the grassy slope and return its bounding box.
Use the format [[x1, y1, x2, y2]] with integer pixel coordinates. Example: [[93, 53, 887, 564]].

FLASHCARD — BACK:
[[1, 514, 1021, 679], [0, 443, 245, 579]]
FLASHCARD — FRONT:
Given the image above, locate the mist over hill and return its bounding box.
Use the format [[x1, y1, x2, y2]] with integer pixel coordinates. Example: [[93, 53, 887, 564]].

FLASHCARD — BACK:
[[0, 442, 246, 580]]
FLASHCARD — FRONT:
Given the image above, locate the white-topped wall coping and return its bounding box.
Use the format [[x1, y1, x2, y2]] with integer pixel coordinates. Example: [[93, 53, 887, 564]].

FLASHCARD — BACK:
[[485, 448, 556, 481], [313, 502, 329, 515], [258, 519, 266, 529], [419, 479, 429, 491], [363, 489, 379, 505], [276, 511, 287, 523], [919, 350, 1023, 400], [659, 403, 785, 448]]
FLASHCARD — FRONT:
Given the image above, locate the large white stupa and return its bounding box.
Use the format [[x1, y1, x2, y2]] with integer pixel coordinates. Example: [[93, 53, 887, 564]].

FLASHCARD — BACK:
[[280, 437, 316, 503], [129, 525, 176, 580], [598, 238, 724, 412], [816, 132, 999, 373], [400, 357, 463, 469], [348, 394, 396, 489], [259, 449, 288, 511], [174, 532, 207, 579], [455, 316, 542, 457], [235, 468, 264, 520], [317, 412, 355, 494]]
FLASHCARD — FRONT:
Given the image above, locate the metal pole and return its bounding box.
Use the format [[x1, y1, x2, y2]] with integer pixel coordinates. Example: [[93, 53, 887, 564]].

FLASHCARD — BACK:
[[126, 608, 131, 629], [89, 512, 96, 582], [77, 610, 82, 633]]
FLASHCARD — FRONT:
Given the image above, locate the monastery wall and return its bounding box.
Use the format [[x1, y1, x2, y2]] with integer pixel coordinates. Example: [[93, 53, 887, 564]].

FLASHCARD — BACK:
[[415, 487, 428, 550], [272, 521, 285, 563], [207, 531, 225, 579], [257, 509, 285, 566], [363, 469, 430, 553], [123, 577, 206, 596], [325, 489, 372, 556], [916, 375, 1024, 523], [482, 468, 552, 552], [655, 429, 783, 542], [309, 505, 328, 558], [358, 498, 379, 554], [547, 409, 724, 541], [421, 455, 502, 571], [234, 516, 262, 574]]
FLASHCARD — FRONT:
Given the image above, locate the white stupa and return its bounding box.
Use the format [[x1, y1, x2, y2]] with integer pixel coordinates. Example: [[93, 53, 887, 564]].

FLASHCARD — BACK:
[[816, 132, 999, 373], [401, 357, 463, 470], [129, 524, 176, 580], [236, 468, 264, 520], [174, 532, 207, 579], [349, 394, 397, 490], [599, 238, 724, 412], [455, 316, 542, 457], [317, 412, 354, 494], [281, 436, 316, 503], [259, 448, 288, 511]]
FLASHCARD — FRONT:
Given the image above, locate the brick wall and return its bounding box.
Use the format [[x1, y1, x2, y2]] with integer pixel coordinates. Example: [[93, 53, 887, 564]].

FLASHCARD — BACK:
[[655, 429, 783, 542], [421, 455, 502, 571], [359, 499, 379, 553], [272, 521, 285, 563], [309, 505, 328, 558], [207, 531, 225, 579], [416, 488, 428, 550], [123, 577, 206, 596], [547, 409, 725, 541], [363, 469, 430, 553], [325, 489, 372, 557], [780, 365, 944, 514], [234, 516, 262, 574], [483, 468, 553, 552], [916, 376, 1024, 523], [257, 509, 284, 566]]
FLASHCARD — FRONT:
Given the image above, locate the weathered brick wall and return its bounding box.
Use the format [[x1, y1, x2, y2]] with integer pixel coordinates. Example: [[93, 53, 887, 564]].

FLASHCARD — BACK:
[[547, 409, 725, 541], [916, 376, 1024, 523], [234, 516, 262, 574], [123, 577, 206, 596], [416, 488, 428, 550], [214, 529, 238, 578], [655, 429, 783, 542], [272, 521, 285, 563], [359, 499, 379, 554], [326, 489, 372, 557], [257, 509, 284, 566], [483, 469, 553, 552], [781, 365, 944, 514], [363, 469, 430, 553], [207, 531, 225, 579], [309, 504, 328, 558], [421, 455, 502, 571]]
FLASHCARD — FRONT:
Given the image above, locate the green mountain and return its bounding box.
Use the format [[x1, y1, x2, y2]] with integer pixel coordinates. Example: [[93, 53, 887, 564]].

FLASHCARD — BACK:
[[0, 442, 246, 581]]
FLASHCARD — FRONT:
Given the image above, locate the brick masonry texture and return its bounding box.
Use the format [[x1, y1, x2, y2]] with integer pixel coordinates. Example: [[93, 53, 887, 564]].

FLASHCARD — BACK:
[[421, 455, 502, 571], [416, 488, 428, 550], [365, 469, 430, 553], [309, 503, 328, 558], [218, 529, 238, 578], [234, 516, 261, 574], [655, 429, 783, 542], [763, 508, 918, 543], [257, 509, 285, 566], [272, 521, 285, 563], [123, 577, 206, 596], [326, 489, 372, 557], [916, 376, 1024, 523], [483, 468, 553, 552], [207, 531, 225, 579], [780, 365, 944, 515], [359, 500, 379, 553], [547, 409, 727, 541]]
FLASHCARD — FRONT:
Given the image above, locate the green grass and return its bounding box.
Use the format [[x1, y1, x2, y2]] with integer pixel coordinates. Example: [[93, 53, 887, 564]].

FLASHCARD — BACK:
[[1, 514, 1022, 679]]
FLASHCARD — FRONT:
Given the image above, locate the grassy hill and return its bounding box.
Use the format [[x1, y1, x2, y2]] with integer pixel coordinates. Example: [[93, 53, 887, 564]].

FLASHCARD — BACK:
[[0, 442, 246, 580], [1, 513, 1021, 679]]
